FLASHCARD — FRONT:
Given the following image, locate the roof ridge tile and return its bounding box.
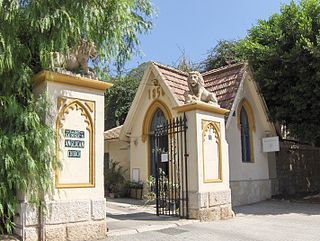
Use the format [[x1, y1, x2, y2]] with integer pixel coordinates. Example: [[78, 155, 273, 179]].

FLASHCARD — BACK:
[[152, 61, 189, 77], [202, 62, 246, 76]]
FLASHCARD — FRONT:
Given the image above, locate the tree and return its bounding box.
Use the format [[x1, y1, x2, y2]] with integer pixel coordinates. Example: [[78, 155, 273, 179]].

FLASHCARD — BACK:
[[237, 0, 320, 145], [105, 62, 148, 130], [173, 49, 195, 72], [176, 54, 194, 72], [0, 0, 154, 234], [201, 40, 241, 71]]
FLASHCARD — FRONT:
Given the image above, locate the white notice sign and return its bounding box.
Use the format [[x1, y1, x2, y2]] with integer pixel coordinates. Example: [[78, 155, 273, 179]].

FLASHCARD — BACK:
[[161, 153, 168, 163], [132, 168, 140, 182], [262, 136, 280, 152]]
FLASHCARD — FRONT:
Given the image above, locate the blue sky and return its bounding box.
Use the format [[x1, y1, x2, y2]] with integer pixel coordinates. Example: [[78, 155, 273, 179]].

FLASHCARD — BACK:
[[124, 0, 293, 71]]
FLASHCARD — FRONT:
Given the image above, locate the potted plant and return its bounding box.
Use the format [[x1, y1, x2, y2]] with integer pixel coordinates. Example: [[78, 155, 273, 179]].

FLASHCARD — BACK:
[[104, 160, 127, 198], [128, 181, 144, 199]]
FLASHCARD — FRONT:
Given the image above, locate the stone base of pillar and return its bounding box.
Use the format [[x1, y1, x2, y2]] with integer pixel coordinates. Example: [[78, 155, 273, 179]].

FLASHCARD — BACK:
[[188, 190, 234, 221], [14, 199, 107, 241]]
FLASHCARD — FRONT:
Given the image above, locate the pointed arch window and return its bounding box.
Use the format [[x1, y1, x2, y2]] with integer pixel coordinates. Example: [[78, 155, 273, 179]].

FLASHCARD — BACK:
[[142, 100, 172, 177], [149, 108, 168, 177], [237, 98, 255, 163]]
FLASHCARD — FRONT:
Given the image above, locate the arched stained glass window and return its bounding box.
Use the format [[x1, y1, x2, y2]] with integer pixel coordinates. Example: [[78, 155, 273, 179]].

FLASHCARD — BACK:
[[240, 107, 251, 162], [237, 98, 255, 163], [149, 108, 168, 177], [150, 108, 166, 134]]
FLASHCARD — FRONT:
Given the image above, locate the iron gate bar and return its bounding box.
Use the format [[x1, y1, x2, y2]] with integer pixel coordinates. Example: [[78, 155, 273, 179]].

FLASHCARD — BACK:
[[153, 113, 188, 218], [155, 132, 159, 216], [169, 119, 173, 216], [184, 113, 189, 218], [179, 116, 184, 217], [176, 117, 180, 217], [173, 118, 177, 216]]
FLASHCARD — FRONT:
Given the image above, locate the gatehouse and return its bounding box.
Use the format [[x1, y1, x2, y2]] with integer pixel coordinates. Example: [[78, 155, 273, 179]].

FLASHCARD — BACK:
[[13, 60, 279, 240], [104, 61, 278, 217]]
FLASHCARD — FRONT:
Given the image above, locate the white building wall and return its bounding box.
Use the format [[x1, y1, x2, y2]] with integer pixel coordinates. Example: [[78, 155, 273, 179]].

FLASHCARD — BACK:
[[227, 77, 274, 206], [104, 140, 130, 180]]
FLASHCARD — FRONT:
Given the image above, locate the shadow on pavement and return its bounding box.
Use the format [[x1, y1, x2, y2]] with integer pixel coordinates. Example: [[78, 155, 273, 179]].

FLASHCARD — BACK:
[[106, 211, 179, 221], [234, 200, 320, 216]]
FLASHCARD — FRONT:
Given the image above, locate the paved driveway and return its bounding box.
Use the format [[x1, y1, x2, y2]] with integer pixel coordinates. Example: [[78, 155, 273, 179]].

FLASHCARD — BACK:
[[106, 200, 320, 241]]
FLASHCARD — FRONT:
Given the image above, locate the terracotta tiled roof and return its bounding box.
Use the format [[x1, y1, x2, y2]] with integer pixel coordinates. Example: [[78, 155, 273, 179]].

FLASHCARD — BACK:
[[104, 125, 122, 140], [153, 62, 247, 109], [202, 62, 246, 110], [153, 62, 189, 105]]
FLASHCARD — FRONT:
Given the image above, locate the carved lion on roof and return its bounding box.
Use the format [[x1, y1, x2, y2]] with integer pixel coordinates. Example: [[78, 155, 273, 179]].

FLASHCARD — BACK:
[[50, 39, 97, 78], [184, 71, 218, 104]]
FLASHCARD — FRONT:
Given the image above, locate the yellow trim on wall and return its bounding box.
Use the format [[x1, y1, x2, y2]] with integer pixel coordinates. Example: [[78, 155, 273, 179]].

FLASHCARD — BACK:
[[33, 70, 113, 91], [237, 98, 255, 162], [202, 120, 223, 183], [55, 97, 95, 188], [173, 101, 229, 115], [142, 100, 172, 177], [142, 100, 172, 143]]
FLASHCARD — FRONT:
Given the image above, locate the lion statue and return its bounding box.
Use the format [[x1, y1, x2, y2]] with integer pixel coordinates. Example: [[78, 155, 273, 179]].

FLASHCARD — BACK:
[[50, 39, 98, 78], [184, 71, 218, 104]]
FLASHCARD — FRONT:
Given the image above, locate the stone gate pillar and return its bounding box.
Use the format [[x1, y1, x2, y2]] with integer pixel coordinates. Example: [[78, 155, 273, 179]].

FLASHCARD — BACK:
[[174, 101, 234, 221], [14, 71, 112, 241]]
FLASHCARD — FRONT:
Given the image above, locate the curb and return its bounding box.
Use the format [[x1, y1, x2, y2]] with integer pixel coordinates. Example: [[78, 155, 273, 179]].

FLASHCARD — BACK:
[[107, 219, 199, 237]]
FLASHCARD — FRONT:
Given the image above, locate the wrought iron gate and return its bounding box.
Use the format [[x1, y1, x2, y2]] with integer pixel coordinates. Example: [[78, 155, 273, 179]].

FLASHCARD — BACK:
[[152, 113, 189, 218]]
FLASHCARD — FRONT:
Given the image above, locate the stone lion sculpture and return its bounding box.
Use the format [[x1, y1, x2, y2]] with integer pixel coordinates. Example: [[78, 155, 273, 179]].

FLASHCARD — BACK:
[[50, 39, 98, 78], [184, 71, 218, 104]]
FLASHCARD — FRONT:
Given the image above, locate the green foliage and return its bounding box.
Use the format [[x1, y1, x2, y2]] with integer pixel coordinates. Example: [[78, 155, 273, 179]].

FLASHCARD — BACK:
[[237, 0, 320, 145], [104, 160, 127, 194], [201, 40, 242, 71], [105, 62, 147, 129], [175, 53, 195, 72], [143, 175, 156, 204], [143, 170, 180, 206], [0, 0, 154, 233], [0, 94, 59, 234]]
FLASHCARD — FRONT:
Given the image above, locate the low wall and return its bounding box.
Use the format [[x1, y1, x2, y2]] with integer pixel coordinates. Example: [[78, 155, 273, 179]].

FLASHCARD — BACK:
[[276, 141, 320, 196], [188, 190, 234, 221], [14, 199, 106, 241], [230, 179, 271, 206]]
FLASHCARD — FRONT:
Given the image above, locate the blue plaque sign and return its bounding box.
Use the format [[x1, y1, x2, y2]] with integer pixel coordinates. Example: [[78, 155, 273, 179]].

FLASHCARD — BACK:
[[64, 129, 85, 158], [67, 150, 81, 158], [65, 129, 85, 138]]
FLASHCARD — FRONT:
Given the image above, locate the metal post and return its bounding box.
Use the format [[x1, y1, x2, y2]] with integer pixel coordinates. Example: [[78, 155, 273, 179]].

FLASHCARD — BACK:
[[183, 113, 189, 218]]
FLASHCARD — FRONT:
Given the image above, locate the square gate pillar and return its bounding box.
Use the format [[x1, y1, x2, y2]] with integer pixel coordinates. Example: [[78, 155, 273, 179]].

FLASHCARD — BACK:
[[14, 71, 112, 241], [174, 101, 234, 221]]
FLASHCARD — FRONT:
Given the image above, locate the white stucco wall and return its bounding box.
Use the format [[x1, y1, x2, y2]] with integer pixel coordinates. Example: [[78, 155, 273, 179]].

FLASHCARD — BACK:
[[18, 74, 109, 241], [104, 139, 130, 180], [227, 76, 276, 206], [35, 80, 106, 201], [128, 85, 178, 184], [195, 111, 230, 193]]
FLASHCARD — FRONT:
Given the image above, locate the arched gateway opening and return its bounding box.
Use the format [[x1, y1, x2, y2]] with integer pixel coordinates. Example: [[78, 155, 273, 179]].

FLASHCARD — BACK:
[[149, 108, 169, 177], [142, 100, 189, 218]]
